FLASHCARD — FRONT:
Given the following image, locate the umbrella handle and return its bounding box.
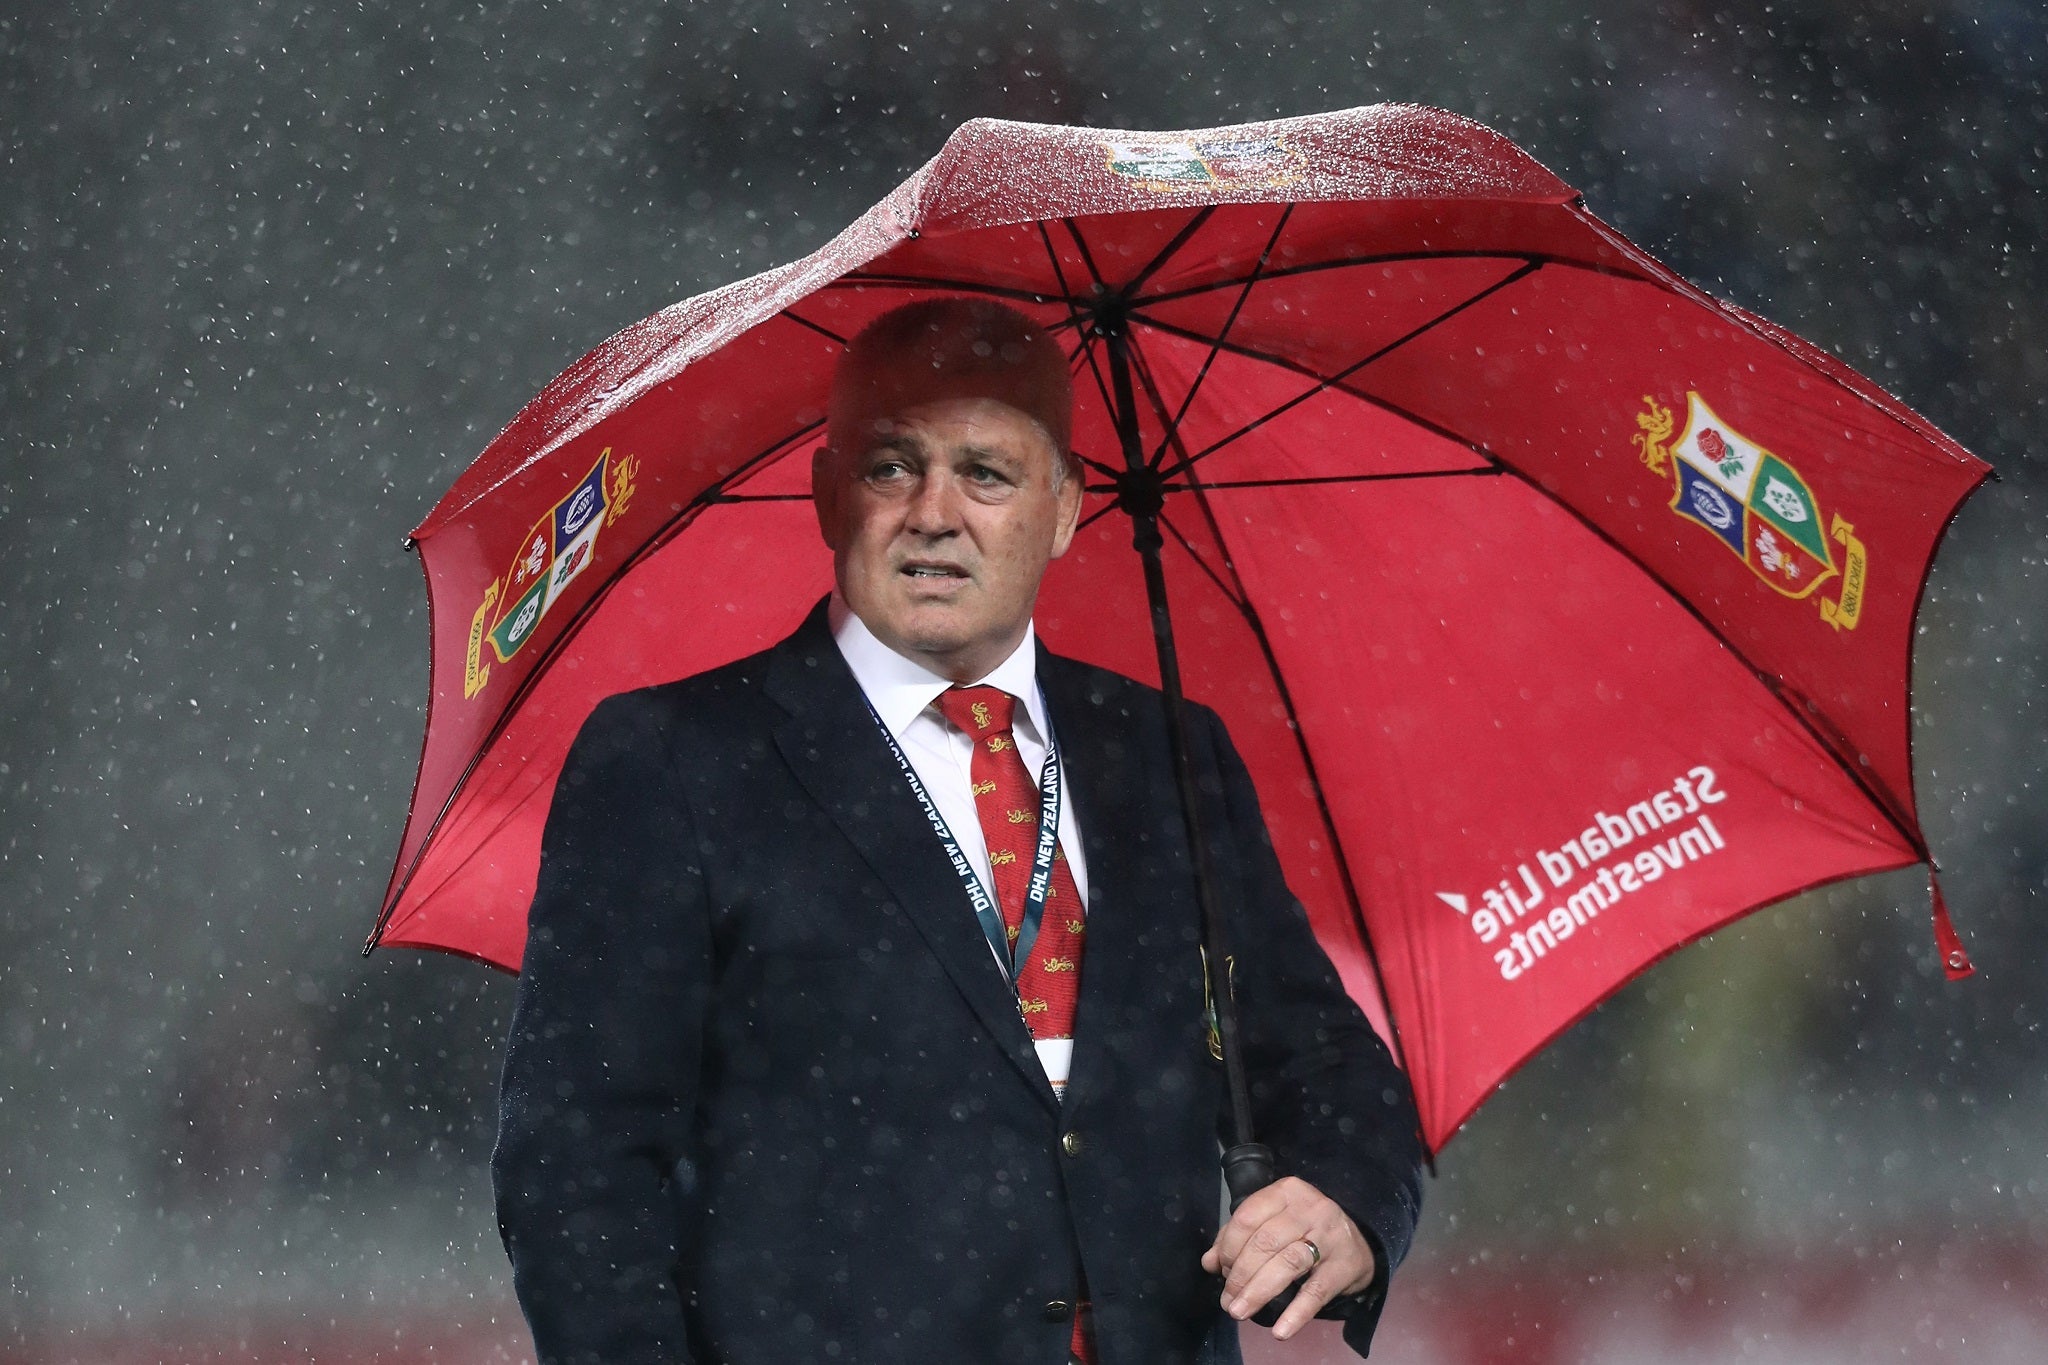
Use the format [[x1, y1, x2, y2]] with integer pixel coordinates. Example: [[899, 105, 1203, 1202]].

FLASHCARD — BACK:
[[1221, 1142, 1302, 1327], [1222, 1141, 1276, 1205]]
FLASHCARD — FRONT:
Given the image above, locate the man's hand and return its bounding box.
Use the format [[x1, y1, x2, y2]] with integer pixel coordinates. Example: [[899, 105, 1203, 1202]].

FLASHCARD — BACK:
[[1200, 1175, 1376, 1340]]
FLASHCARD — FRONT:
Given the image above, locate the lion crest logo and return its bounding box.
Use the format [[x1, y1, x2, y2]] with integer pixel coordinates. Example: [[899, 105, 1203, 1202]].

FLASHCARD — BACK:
[[1634, 392, 1866, 630]]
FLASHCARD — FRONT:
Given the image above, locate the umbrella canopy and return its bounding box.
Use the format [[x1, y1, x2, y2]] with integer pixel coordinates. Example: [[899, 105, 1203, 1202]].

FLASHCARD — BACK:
[[371, 106, 1989, 1151]]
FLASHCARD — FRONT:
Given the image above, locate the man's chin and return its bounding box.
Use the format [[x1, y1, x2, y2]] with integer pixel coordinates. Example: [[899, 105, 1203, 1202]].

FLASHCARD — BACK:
[[890, 620, 975, 665], [869, 607, 1024, 681]]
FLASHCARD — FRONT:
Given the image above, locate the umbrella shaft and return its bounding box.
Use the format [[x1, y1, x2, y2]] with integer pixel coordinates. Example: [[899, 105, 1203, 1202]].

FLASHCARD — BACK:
[[1103, 321, 1261, 1154], [1133, 533, 1258, 1148]]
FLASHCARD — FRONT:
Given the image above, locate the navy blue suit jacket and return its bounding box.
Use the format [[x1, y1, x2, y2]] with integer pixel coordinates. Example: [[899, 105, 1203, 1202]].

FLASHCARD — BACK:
[[494, 603, 1423, 1364]]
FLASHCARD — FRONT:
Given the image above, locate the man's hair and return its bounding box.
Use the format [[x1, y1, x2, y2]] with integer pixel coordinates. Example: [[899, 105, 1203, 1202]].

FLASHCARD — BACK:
[[827, 297, 1076, 484]]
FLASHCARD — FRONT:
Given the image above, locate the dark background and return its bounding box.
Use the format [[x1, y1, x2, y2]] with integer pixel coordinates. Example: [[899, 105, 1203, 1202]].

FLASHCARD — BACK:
[[3, 1, 2043, 1359]]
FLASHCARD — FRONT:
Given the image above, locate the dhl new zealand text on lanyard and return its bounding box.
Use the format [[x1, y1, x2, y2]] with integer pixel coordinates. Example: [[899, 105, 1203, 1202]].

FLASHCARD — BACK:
[[863, 696, 1062, 980]]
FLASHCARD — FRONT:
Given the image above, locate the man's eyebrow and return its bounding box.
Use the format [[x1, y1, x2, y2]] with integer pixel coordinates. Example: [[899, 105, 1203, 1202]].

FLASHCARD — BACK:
[[955, 443, 1021, 465]]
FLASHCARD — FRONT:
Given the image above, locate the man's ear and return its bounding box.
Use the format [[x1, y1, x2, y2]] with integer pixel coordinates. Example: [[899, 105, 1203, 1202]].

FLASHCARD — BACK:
[[812, 445, 842, 551], [1048, 451, 1084, 561]]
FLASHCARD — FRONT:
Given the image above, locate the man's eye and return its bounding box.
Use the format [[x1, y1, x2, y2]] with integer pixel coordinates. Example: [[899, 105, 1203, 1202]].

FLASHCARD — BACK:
[[865, 460, 910, 481]]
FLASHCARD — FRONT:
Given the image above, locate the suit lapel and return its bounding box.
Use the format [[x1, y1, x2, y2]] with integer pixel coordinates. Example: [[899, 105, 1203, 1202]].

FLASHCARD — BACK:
[[1038, 648, 1189, 1116], [765, 606, 1057, 1112]]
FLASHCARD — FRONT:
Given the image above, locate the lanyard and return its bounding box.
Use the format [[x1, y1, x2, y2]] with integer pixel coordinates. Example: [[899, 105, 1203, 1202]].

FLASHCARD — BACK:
[[865, 696, 1063, 979]]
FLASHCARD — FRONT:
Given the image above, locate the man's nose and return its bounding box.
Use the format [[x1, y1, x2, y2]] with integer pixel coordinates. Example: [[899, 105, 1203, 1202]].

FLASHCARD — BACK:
[[905, 470, 963, 534]]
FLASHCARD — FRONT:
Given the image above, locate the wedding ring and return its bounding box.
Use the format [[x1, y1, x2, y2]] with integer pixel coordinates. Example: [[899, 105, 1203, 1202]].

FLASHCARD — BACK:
[[1302, 1237, 1321, 1268]]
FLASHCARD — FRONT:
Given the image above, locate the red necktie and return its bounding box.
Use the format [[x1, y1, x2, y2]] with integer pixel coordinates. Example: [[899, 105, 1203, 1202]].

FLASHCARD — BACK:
[[933, 685, 1095, 1363], [932, 686, 1088, 1042]]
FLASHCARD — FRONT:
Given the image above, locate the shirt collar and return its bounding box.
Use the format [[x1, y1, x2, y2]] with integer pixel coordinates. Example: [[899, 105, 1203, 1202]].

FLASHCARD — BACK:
[[829, 595, 1048, 745]]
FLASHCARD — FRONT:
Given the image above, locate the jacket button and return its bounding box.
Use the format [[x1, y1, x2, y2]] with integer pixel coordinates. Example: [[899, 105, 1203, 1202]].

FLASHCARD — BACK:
[[1042, 1299, 1071, 1321], [1061, 1131, 1083, 1157]]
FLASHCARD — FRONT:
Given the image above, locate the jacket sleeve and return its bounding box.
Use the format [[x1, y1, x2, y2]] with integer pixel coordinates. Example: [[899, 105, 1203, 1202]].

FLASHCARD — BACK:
[[493, 690, 711, 1365], [1195, 704, 1425, 1357]]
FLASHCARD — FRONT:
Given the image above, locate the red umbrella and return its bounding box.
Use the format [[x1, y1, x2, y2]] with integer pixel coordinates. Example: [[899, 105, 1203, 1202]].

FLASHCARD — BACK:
[[369, 105, 1989, 1153]]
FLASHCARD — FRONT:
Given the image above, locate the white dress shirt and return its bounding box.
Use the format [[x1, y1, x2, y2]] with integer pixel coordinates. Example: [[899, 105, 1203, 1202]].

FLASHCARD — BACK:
[[830, 597, 1091, 1092]]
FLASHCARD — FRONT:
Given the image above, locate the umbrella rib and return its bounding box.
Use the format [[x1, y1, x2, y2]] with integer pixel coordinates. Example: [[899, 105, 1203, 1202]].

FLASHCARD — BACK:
[[1121, 327, 1487, 644], [1062, 327, 1121, 477], [1036, 218, 1088, 310], [1074, 448, 1123, 480], [698, 417, 829, 501], [1168, 468, 1502, 490], [1123, 206, 1218, 297], [1072, 342, 1126, 477], [1061, 218, 1111, 295], [1074, 451, 1123, 480], [1035, 220, 1123, 449], [1155, 206, 1295, 467], [1135, 247, 1644, 308], [781, 309, 849, 346], [1120, 327, 1285, 600], [1053, 214, 1126, 512], [1168, 460, 1423, 1101], [1084, 469, 1502, 496], [1067, 326, 1118, 424], [1134, 302, 1524, 484], [1075, 330, 1119, 439], [1149, 260, 1538, 481], [1154, 506, 1246, 609], [1140, 227, 1980, 474], [826, 274, 1072, 308], [1134, 318, 1361, 487], [1159, 335, 1510, 474], [1074, 497, 1125, 535], [1123, 328, 1203, 477]]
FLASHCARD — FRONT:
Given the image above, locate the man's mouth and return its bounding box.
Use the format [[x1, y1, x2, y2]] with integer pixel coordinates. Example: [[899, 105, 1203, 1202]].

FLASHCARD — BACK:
[[901, 562, 968, 580]]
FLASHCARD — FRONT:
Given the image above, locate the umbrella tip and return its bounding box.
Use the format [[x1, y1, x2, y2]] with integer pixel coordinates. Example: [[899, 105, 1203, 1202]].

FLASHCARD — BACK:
[[1929, 868, 1974, 981], [401, 534, 418, 552]]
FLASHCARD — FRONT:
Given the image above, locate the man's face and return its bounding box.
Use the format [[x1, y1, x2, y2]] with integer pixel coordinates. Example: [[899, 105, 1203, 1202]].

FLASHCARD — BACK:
[[815, 392, 1082, 683]]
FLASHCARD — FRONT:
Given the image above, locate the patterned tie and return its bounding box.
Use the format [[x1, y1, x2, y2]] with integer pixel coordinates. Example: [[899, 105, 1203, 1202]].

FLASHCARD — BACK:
[[932, 685, 1088, 1046], [932, 685, 1095, 1363]]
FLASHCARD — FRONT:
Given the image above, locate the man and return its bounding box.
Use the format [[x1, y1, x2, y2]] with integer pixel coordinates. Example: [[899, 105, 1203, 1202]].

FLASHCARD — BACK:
[[494, 298, 1423, 1364]]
